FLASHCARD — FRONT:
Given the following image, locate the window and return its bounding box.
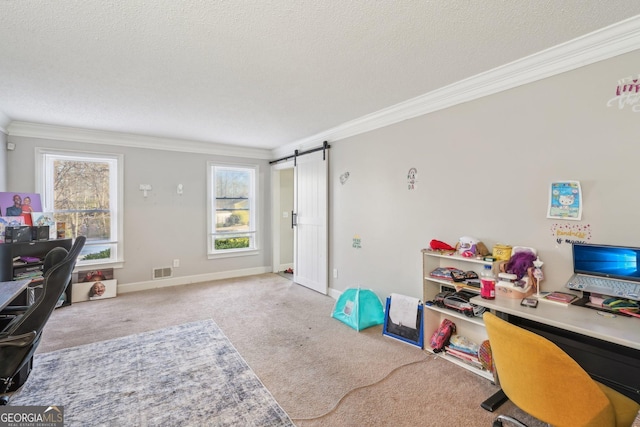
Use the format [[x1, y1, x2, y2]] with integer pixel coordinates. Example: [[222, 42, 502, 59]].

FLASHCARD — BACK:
[[207, 163, 258, 256], [36, 149, 123, 266]]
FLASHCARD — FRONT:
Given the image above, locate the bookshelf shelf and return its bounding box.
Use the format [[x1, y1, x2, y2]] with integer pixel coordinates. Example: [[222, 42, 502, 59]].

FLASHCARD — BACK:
[[422, 249, 497, 381], [0, 239, 73, 306]]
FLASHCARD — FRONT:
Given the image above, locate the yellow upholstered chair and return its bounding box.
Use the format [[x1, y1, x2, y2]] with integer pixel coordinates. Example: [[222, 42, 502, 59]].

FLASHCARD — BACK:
[[483, 312, 639, 427]]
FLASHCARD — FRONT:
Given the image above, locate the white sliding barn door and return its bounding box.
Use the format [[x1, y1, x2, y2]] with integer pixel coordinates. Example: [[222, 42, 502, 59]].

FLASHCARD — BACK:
[[293, 150, 328, 295]]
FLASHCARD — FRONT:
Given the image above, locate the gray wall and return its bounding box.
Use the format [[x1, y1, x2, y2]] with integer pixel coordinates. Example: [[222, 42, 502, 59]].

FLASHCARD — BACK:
[[5, 136, 272, 286], [0, 132, 6, 192], [328, 49, 640, 300]]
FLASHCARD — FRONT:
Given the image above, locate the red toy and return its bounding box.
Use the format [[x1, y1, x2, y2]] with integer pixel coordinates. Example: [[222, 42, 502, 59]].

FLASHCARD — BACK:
[[430, 239, 455, 251]]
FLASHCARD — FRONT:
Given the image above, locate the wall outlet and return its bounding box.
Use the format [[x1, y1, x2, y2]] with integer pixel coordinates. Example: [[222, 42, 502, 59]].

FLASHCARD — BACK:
[[173, 259, 180, 268], [333, 268, 338, 278]]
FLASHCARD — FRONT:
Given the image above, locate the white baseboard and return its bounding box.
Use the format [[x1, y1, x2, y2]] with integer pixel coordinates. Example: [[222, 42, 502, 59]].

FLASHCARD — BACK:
[[117, 266, 272, 294], [117, 265, 342, 302], [278, 263, 293, 272], [328, 287, 342, 300]]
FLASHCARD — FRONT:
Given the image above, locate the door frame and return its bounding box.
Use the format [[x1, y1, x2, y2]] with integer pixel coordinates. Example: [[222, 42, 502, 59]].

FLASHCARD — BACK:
[[271, 160, 295, 274]]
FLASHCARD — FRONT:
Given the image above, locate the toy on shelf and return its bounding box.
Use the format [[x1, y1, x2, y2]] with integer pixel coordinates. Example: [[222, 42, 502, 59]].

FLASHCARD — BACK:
[[533, 257, 544, 297], [429, 239, 456, 253], [496, 246, 542, 299], [455, 236, 490, 258]]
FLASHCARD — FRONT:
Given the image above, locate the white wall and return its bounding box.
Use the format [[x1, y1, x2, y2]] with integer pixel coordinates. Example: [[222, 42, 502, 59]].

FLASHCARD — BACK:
[[329, 49, 640, 300], [5, 136, 273, 287]]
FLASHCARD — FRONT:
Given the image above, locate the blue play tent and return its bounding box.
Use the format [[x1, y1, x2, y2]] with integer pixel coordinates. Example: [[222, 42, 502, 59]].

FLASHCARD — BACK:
[[331, 287, 385, 331]]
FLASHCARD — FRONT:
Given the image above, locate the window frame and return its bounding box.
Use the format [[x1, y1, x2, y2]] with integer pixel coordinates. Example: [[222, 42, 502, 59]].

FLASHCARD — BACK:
[[207, 161, 259, 258], [35, 147, 124, 268]]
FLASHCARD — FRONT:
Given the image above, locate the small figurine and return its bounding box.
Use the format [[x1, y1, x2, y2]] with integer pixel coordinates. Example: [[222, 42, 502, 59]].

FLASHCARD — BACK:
[[533, 257, 544, 295]]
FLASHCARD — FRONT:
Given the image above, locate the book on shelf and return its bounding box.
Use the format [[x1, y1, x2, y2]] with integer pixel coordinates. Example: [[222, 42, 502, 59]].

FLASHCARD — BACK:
[[444, 346, 484, 369], [539, 291, 580, 306], [14, 271, 43, 280]]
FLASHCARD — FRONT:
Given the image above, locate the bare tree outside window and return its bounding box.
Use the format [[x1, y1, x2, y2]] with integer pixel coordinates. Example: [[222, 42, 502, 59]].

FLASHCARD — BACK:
[[53, 160, 111, 241]]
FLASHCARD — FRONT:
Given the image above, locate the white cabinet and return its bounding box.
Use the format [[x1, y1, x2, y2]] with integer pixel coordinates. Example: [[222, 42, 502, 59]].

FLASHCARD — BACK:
[[422, 249, 496, 381]]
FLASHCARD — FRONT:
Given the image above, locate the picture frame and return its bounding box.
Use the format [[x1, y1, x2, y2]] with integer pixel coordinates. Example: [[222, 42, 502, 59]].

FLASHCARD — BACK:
[[31, 212, 57, 239], [0, 216, 26, 242], [74, 268, 114, 284], [72, 268, 116, 302], [71, 279, 117, 302], [0, 192, 42, 225]]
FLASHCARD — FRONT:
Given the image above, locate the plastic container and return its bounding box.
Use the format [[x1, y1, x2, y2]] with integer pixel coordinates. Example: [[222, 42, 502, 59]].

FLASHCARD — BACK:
[[492, 244, 512, 261], [480, 265, 496, 299]]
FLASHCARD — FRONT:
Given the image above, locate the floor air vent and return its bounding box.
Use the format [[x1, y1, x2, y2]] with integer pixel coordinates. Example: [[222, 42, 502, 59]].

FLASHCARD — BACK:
[[153, 267, 173, 279]]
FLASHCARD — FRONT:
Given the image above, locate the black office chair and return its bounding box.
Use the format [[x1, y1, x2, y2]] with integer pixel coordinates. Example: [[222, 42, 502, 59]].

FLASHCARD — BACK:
[[0, 236, 86, 405]]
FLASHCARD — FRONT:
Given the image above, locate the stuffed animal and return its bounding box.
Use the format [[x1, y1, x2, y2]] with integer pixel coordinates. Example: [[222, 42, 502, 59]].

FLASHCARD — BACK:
[[499, 248, 539, 290]]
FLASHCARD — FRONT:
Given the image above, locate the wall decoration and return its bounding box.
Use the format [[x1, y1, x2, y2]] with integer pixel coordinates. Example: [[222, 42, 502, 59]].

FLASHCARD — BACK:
[[339, 172, 350, 185], [550, 223, 592, 245], [407, 168, 417, 190], [607, 75, 640, 113], [352, 234, 362, 249], [547, 181, 582, 220]]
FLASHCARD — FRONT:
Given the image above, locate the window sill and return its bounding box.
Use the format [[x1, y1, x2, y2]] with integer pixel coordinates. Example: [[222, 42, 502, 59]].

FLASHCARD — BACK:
[[76, 259, 124, 271], [207, 249, 259, 260]]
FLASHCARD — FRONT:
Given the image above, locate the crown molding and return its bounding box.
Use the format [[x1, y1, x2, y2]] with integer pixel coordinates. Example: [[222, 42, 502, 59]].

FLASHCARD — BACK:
[[7, 121, 272, 160], [272, 15, 640, 159], [0, 112, 10, 135]]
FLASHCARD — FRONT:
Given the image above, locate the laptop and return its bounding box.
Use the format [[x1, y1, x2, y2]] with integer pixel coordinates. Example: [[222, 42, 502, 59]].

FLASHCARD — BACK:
[[565, 243, 640, 301]]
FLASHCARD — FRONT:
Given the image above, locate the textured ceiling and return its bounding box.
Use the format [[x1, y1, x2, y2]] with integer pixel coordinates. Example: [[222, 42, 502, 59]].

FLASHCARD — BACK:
[[1, 1, 639, 150]]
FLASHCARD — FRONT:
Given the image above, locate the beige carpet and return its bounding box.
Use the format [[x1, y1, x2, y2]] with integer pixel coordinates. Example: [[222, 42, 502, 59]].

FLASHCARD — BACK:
[[37, 273, 638, 426]]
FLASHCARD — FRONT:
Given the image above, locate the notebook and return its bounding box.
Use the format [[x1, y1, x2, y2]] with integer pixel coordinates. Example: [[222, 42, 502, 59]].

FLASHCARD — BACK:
[[566, 243, 640, 301]]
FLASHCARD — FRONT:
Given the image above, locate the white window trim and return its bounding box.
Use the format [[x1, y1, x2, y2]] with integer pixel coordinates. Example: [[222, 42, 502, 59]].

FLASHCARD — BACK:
[[35, 147, 124, 268], [207, 161, 259, 259]]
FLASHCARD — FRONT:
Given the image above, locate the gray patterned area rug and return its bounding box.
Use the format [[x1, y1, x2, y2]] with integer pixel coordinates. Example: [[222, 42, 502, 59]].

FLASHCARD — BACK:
[[9, 319, 294, 427]]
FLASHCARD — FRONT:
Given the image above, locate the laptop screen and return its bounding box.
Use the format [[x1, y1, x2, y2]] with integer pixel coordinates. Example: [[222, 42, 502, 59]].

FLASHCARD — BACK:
[[573, 243, 640, 282]]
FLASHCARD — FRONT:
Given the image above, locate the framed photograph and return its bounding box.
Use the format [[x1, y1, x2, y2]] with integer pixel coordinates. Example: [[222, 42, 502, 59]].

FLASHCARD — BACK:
[[74, 268, 114, 284], [547, 181, 582, 220], [0, 192, 42, 225], [72, 268, 116, 302], [71, 279, 117, 302]]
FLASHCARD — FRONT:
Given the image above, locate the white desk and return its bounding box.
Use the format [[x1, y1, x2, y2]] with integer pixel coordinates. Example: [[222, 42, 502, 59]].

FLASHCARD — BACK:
[[471, 295, 640, 406], [470, 296, 640, 350], [0, 279, 31, 311]]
